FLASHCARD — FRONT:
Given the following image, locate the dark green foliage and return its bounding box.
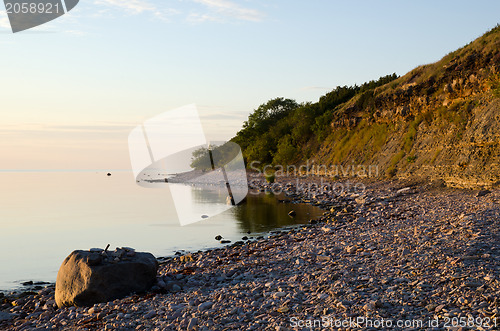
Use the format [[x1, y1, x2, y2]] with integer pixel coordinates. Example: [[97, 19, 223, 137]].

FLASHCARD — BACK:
[[492, 79, 500, 98], [273, 135, 297, 165], [238, 97, 299, 138], [358, 73, 399, 93], [317, 73, 398, 114], [318, 86, 358, 113], [231, 74, 399, 166], [232, 97, 299, 164], [265, 173, 276, 183], [483, 24, 500, 38], [190, 146, 211, 170], [190, 142, 241, 171], [355, 90, 375, 109]]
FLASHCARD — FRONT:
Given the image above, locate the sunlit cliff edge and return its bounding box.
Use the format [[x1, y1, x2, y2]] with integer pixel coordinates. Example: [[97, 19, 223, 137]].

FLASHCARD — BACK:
[[233, 25, 500, 188]]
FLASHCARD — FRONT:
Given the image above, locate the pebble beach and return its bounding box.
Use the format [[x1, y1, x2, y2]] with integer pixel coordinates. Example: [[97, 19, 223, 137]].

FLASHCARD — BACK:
[[1, 175, 499, 330]]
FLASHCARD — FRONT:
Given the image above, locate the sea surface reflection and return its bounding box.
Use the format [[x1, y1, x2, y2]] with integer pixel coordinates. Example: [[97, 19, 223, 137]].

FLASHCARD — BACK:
[[0, 172, 324, 291]]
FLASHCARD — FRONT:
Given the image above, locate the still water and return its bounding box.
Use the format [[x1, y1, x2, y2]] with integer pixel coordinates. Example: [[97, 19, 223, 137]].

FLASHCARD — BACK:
[[0, 172, 323, 291]]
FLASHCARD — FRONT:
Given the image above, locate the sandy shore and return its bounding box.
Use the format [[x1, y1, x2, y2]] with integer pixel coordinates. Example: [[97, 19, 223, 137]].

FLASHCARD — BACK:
[[1, 175, 499, 330]]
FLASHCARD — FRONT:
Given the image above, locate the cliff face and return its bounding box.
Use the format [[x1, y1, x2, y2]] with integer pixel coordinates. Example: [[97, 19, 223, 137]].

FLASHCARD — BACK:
[[316, 26, 500, 188]]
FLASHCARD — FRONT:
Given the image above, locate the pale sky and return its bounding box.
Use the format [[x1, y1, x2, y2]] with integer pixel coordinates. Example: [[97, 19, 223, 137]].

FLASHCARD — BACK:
[[1, 0, 499, 170]]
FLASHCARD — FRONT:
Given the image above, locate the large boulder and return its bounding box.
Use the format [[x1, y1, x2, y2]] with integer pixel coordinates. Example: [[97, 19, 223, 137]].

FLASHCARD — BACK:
[[55, 248, 158, 308]]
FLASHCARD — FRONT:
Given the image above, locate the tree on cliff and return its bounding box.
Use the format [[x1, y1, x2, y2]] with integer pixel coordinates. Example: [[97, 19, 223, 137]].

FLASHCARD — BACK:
[[232, 98, 299, 164]]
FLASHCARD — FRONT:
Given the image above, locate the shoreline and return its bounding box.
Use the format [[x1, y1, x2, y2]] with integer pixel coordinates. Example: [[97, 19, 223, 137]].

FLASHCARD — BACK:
[[0, 178, 320, 294], [1, 175, 499, 330]]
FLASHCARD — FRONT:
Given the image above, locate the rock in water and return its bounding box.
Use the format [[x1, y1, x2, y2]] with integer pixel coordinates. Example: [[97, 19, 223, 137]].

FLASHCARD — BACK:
[[55, 249, 158, 308]]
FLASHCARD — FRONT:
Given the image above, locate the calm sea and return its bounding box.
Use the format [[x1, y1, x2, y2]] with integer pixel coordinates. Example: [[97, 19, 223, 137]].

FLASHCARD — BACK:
[[0, 172, 323, 291]]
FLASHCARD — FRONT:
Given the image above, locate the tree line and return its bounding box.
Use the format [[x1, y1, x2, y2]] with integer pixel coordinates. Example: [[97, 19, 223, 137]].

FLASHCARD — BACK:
[[230, 73, 398, 167]]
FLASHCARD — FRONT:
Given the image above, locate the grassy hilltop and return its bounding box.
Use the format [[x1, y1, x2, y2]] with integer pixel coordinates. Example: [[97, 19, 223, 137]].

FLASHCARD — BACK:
[[232, 25, 500, 188]]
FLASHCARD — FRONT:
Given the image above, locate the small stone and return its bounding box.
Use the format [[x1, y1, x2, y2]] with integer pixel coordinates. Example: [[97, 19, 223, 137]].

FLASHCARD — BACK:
[[87, 253, 103, 266], [400, 248, 410, 256], [356, 216, 367, 223], [464, 281, 482, 288], [215, 235, 223, 241], [157, 280, 167, 289], [295, 258, 305, 265], [180, 254, 193, 263], [317, 255, 331, 262], [198, 302, 213, 311], [396, 187, 411, 195], [363, 300, 381, 311], [435, 304, 445, 313], [144, 310, 156, 319], [346, 245, 357, 254], [355, 197, 366, 204], [476, 190, 491, 197], [167, 282, 182, 293], [201, 215, 209, 218], [336, 301, 349, 310], [277, 306, 289, 313], [363, 303, 373, 311], [0, 311, 14, 321], [273, 292, 286, 299], [11, 300, 22, 306], [459, 213, 473, 221], [187, 317, 198, 330], [220, 240, 231, 244], [425, 304, 437, 312]]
